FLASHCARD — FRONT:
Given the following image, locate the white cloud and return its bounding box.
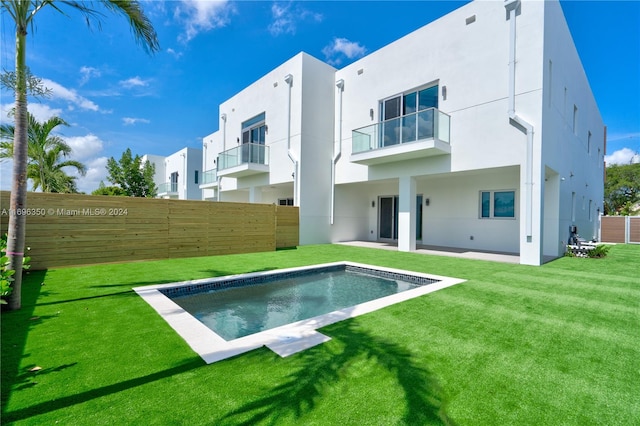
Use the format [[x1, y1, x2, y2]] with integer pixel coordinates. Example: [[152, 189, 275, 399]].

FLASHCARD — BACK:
[[63, 134, 104, 161], [175, 0, 234, 42], [322, 37, 367, 66], [41, 78, 100, 111], [0, 159, 12, 191], [167, 48, 183, 59], [269, 3, 295, 36], [79, 66, 101, 85], [605, 147, 639, 165], [122, 117, 151, 126], [68, 156, 109, 194], [268, 2, 323, 36], [0, 102, 63, 125], [119, 76, 150, 89], [28, 104, 64, 122]]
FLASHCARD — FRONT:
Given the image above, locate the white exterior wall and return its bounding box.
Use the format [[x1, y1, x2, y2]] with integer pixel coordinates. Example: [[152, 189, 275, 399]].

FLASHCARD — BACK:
[[332, 0, 545, 261], [198, 0, 603, 265], [541, 0, 606, 253], [141, 154, 166, 190], [298, 55, 336, 244], [161, 147, 203, 200], [203, 53, 336, 242]]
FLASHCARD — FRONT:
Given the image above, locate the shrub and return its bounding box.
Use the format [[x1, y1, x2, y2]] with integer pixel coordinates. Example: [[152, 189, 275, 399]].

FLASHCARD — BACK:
[[587, 244, 611, 258], [0, 234, 30, 304]]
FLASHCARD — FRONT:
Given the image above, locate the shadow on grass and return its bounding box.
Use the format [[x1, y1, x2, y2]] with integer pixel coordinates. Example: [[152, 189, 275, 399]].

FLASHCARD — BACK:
[[2, 358, 203, 423], [1, 270, 46, 414], [220, 320, 456, 425], [33, 290, 135, 307]]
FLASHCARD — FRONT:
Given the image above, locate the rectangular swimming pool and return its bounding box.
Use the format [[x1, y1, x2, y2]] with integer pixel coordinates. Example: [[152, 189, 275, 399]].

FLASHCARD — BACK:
[[134, 262, 464, 363], [166, 264, 435, 340]]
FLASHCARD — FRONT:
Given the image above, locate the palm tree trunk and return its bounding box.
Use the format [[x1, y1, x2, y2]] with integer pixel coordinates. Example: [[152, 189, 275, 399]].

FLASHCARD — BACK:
[[6, 27, 29, 311]]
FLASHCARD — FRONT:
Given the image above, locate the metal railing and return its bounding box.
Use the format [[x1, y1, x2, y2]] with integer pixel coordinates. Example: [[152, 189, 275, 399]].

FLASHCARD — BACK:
[[217, 143, 269, 171], [352, 108, 450, 154]]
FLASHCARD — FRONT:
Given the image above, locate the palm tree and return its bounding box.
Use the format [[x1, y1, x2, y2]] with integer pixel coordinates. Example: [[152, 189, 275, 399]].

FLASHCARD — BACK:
[[1, 115, 87, 193], [0, 0, 159, 310]]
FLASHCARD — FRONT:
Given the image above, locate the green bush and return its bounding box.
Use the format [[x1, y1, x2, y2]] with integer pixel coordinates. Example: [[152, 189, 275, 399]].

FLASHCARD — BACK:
[[0, 233, 30, 304], [587, 244, 611, 258]]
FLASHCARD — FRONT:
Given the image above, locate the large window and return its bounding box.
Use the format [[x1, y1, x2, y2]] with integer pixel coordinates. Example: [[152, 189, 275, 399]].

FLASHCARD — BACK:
[[380, 85, 439, 146], [242, 112, 266, 145], [480, 190, 515, 219]]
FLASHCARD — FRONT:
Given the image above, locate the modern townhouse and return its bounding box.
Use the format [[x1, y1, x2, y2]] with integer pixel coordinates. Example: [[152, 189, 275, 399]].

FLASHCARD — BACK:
[[200, 0, 605, 266], [143, 147, 203, 200]]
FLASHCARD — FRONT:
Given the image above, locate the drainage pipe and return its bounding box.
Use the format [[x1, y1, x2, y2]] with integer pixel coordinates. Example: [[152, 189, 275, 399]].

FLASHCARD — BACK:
[[284, 74, 299, 206], [505, 0, 534, 239], [331, 79, 344, 225]]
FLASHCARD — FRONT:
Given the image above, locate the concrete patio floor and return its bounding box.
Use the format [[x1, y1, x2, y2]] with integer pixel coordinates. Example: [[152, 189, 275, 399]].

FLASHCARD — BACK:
[[336, 240, 522, 264]]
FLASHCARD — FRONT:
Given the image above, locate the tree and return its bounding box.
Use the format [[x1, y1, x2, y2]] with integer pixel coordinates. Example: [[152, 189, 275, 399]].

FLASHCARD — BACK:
[[0, 0, 159, 310], [1, 115, 87, 193], [604, 163, 640, 216], [106, 148, 157, 197], [92, 181, 127, 196]]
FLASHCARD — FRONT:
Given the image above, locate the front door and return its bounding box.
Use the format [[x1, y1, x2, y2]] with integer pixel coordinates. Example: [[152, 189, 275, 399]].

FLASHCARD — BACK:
[[378, 195, 423, 241]]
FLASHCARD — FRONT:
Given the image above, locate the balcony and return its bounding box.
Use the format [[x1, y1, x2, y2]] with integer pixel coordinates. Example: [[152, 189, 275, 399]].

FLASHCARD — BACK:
[[157, 181, 178, 197], [199, 168, 218, 189], [351, 108, 451, 166], [216, 143, 269, 178]]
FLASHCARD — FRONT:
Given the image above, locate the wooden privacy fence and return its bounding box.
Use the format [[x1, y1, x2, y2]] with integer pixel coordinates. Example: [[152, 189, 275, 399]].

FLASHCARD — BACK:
[[600, 215, 640, 244], [0, 191, 299, 269]]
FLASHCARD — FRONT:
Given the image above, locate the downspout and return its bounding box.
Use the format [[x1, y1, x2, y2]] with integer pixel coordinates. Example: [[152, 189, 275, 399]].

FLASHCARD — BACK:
[[202, 142, 207, 201], [181, 152, 186, 197], [284, 74, 299, 206], [505, 0, 534, 240], [331, 79, 344, 225], [218, 113, 227, 202]]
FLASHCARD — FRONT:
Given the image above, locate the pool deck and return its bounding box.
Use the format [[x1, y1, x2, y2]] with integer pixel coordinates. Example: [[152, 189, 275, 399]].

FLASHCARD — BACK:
[[134, 261, 465, 364]]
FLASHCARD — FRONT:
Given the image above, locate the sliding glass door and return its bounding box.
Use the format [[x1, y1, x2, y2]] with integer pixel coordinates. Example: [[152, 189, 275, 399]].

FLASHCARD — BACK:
[[378, 195, 423, 241]]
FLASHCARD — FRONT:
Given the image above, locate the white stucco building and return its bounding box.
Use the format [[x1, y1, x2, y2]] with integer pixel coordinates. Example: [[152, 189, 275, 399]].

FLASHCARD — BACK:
[[199, 0, 605, 265], [143, 147, 203, 200]]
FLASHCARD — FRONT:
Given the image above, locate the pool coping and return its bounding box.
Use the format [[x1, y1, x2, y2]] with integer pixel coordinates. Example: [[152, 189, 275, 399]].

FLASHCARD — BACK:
[[133, 261, 465, 364]]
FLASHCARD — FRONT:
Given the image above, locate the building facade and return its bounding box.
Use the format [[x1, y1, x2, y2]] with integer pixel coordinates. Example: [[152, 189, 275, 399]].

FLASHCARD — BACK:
[[143, 147, 203, 200], [200, 0, 605, 265]]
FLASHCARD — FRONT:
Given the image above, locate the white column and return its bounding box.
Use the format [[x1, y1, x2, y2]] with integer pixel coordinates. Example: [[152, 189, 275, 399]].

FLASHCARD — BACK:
[[249, 186, 262, 204], [398, 176, 416, 252]]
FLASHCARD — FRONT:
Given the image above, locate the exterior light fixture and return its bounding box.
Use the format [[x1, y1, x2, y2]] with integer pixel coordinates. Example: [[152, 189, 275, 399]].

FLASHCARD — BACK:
[[425, 198, 430, 206], [370, 108, 374, 121], [372, 200, 375, 208]]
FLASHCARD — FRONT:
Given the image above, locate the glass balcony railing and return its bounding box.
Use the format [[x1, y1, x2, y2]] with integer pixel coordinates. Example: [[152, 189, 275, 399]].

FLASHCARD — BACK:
[[158, 181, 178, 193], [202, 168, 217, 184], [217, 143, 269, 171], [352, 108, 450, 154]]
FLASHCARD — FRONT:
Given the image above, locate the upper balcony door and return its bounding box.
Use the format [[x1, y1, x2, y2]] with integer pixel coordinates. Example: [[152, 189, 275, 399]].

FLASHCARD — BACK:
[[241, 113, 266, 164], [381, 96, 402, 147]]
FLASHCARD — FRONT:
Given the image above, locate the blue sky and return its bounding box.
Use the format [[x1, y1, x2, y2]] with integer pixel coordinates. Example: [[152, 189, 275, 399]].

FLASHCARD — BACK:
[[1, 0, 639, 193]]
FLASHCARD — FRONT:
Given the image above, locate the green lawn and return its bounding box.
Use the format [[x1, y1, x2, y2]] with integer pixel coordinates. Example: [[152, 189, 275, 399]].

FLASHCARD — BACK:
[[2, 244, 639, 425]]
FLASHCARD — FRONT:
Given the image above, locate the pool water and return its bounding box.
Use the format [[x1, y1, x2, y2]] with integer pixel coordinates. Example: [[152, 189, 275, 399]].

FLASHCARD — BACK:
[[170, 269, 421, 340]]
